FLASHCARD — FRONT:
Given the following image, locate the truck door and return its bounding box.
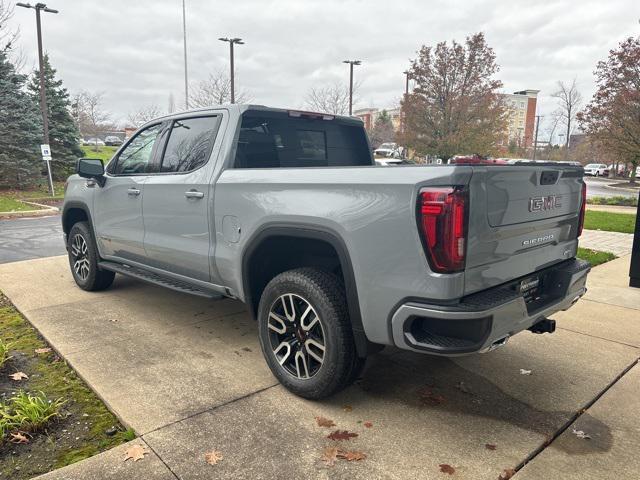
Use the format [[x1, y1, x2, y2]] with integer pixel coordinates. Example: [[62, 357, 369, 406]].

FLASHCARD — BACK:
[[93, 123, 164, 263], [141, 114, 222, 282]]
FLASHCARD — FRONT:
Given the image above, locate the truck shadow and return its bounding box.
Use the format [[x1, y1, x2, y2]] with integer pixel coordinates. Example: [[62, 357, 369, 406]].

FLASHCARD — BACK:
[[343, 351, 612, 455]]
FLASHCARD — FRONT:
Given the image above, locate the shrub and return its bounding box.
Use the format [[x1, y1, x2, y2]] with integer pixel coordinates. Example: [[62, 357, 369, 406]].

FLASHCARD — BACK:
[[587, 195, 638, 207], [0, 339, 12, 368], [7, 391, 65, 432]]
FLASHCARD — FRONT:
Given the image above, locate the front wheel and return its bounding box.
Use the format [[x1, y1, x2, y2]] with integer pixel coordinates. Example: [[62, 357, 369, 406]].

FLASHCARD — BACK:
[[257, 268, 363, 399], [67, 221, 115, 291]]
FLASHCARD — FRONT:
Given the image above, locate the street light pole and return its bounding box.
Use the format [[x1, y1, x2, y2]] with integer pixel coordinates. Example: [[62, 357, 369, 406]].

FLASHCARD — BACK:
[[402, 70, 410, 134], [342, 60, 361, 116], [219, 37, 244, 104], [17, 2, 57, 196], [182, 0, 188, 109]]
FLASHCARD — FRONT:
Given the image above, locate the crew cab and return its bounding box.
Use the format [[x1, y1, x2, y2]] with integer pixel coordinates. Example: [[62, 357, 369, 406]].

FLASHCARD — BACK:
[[62, 105, 590, 399]]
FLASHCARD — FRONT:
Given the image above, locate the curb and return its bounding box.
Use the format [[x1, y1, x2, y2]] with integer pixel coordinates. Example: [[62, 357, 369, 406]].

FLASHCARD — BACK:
[[605, 184, 640, 193], [0, 200, 59, 219]]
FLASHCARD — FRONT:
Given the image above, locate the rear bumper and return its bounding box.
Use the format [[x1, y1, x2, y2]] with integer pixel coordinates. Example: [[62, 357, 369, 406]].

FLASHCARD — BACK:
[[390, 258, 590, 355]]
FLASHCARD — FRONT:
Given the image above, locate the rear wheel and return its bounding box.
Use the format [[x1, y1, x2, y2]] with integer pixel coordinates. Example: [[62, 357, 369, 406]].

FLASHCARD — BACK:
[[257, 268, 363, 399], [67, 221, 115, 291]]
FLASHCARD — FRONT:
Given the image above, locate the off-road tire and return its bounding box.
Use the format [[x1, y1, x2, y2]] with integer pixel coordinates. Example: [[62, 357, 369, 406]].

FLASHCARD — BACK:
[[67, 221, 115, 291], [257, 267, 362, 399]]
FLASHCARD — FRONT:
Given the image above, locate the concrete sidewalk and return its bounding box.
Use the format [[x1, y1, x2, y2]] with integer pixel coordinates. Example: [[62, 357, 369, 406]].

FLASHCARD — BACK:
[[0, 255, 638, 479], [580, 229, 635, 257]]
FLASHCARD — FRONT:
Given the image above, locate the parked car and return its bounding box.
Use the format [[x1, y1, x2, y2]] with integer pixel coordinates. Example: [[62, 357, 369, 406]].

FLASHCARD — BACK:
[[63, 105, 590, 399], [373, 142, 401, 158], [83, 138, 105, 147], [583, 163, 609, 177], [104, 136, 123, 146]]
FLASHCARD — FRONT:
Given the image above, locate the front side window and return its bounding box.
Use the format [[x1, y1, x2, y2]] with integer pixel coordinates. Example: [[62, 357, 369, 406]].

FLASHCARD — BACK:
[[111, 124, 163, 175], [160, 116, 220, 173]]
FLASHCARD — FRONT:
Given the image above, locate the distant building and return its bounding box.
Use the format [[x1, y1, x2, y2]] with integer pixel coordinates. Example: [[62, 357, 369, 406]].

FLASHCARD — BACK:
[[354, 107, 401, 131], [500, 89, 539, 148], [569, 133, 586, 152], [353, 108, 378, 130]]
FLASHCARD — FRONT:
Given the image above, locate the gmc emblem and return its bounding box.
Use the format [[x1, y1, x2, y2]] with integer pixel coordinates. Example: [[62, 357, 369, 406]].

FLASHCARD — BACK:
[[529, 195, 561, 212]]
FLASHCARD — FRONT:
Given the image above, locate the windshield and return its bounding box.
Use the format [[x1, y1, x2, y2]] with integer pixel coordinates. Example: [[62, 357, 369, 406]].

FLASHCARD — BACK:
[[378, 143, 395, 150], [585, 164, 599, 168]]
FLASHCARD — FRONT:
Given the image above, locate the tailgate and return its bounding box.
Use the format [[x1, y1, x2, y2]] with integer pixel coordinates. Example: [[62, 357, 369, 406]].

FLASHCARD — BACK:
[[464, 165, 584, 295]]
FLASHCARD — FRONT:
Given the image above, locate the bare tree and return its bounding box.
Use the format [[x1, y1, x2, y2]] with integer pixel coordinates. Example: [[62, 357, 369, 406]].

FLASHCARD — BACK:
[[0, 0, 18, 52], [73, 91, 111, 150], [551, 79, 582, 155], [189, 71, 250, 107], [127, 104, 163, 127], [305, 81, 360, 115]]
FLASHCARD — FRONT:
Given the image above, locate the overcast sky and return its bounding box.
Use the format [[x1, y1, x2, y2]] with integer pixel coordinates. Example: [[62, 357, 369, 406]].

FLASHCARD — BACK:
[[10, 0, 640, 137]]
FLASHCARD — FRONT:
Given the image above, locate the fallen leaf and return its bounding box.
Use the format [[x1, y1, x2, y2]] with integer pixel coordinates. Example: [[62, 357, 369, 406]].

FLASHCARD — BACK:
[[34, 347, 52, 354], [439, 464, 455, 475], [9, 372, 28, 381], [519, 369, 532, 375], [363, 421, 373, 428], [124, 444, 148, 462], [315, 416, 336, 428], [485, 443, 497, 450], [572, 428, 591, 440], [499, 468, 516, 480], [338, 450, 367, 461], [343, 405, 353, 412], [204, 450, 223, 465], [321, 446, 339, 466], [327, 430, 359, 441], [418, 387, 446, 406], [10, 432, 29, 444]]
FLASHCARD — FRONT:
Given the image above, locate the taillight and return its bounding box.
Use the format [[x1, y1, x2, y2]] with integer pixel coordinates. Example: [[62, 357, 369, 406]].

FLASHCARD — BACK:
[[577, 182, 587, 237], [417, 187, 468, 273]]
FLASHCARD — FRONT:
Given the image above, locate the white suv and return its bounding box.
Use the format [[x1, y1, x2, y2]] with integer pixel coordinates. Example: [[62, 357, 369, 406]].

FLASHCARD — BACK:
[[583, 163, 609, 177]]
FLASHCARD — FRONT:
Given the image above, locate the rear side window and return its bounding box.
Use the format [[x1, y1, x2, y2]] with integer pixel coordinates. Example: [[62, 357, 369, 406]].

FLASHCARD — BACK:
[[234, 111, 372, 168], [160, 116, 220, 173]]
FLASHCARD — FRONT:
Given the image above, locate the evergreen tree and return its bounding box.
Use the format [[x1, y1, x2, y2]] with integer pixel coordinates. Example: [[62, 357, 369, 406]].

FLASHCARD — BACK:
[[0, 48, 42, 188], [369, 110, 396, 148], [28, 54, 83, 179]]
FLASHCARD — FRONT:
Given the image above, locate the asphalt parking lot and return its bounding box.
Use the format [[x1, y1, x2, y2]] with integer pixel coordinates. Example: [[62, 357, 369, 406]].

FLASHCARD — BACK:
[[0, 254, 638, 479], [0, 215, 65, 264], [584, 177, 637, 199]]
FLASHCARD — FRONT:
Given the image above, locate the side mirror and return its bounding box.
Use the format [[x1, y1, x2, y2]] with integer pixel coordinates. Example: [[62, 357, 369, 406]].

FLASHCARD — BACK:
[[77, 158, 105, 186]]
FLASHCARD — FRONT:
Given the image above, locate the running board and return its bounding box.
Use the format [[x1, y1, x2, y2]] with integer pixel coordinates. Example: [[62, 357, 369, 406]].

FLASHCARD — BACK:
[[98, 261, 220, 299]]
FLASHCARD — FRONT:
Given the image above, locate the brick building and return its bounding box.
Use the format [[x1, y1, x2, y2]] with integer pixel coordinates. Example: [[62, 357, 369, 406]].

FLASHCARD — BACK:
[[500, 89, 539, 148]]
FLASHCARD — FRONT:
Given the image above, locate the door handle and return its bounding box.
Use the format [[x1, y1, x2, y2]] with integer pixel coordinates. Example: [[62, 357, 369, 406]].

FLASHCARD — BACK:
[[185, 190, 204, 199], [127, 188, 141, 196]]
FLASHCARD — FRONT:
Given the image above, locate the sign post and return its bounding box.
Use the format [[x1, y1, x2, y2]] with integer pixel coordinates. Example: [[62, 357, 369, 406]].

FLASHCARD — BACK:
[[40, 144, 54, 196], [630, 190, 640, 288]]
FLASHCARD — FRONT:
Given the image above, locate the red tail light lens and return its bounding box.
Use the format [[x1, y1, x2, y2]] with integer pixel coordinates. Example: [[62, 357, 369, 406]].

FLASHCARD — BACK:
[[418, 187, 468, 273], [577, 182, 587, 237]]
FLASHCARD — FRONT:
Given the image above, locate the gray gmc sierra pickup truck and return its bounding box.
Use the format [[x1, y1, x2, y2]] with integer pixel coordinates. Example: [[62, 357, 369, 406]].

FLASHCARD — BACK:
[[62, 105, 590, 399]]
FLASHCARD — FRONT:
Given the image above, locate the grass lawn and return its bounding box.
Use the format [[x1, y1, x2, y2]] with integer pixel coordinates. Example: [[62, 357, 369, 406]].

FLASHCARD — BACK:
[[81, 146, 118, 163], [577, 247, 616, 267], [0, 196, 36, 212], [583, 210, 637, 234], [0, 294, 134, 479]]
